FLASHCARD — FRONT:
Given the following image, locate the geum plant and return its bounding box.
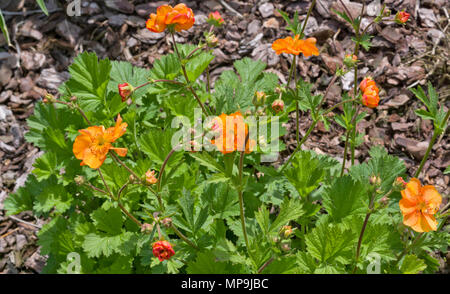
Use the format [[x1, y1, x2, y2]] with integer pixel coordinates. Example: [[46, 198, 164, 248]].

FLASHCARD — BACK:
[[4, 2, 449, 274]]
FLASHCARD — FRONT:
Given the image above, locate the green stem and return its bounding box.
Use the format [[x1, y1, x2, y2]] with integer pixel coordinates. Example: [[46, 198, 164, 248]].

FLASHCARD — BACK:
[[415, 110, 449, 178], [299, 0, 316, 38], [287, 55, 296, 86], [170, 223, 199, 250], [296, 102, 300, 144], [352, 188, 377, 274], [238, 136, 251, 255], [170, 32, 209, 116]]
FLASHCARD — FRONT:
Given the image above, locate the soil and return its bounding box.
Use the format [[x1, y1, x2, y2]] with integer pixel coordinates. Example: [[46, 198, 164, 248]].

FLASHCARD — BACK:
[[0, 0, 448, 274]]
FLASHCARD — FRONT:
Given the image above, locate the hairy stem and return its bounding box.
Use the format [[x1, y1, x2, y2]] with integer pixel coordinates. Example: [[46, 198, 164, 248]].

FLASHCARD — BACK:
[[415, 110, 449, 178], [170, 32, 209, 116], [170, 223, 199, 250]]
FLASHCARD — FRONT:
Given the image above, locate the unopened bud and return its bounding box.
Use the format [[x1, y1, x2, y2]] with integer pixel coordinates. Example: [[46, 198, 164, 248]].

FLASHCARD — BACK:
[[344, 54, 358, 68], [129, 174, 137, 183], [74, 175, 85, 186], [379, 195, 390, 208], [141, 223, 154, 233], [44, 93, 56, 103], [393, 177, 407, 191], [161, 217, 172, 228], [253, 91, 267, 107], [280, 225, 294, 239], [370, 175, 382, 186], [281, 242, 291, 252], [272, 99, 284, 113], [206, 33, 219, 47], [70, 96, 77, 102]]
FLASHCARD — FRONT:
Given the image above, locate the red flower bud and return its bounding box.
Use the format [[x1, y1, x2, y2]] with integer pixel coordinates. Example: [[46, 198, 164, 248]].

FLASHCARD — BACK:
[[207, 11, 224, 27], [118, 83, 134, 102], [152, 240, 175, 262], [395, 11, 410, 24], [272, 99, 284, 113]]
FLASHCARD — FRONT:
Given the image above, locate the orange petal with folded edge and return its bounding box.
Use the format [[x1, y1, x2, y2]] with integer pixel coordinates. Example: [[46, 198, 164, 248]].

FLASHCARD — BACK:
[[403, 211, 420, 227], [399, 198, 418, 215], [112, 147, 127, 157]]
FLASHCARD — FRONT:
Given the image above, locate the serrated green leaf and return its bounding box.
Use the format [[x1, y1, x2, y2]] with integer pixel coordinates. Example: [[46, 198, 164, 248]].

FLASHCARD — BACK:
[[186, 251, 242, 274], [400, 255, 427, 274], [90, 207, 123, 236], [305, 222, 355, 264], [65, 52, 112, 112], [33, 184, 73, 215], [32, 152, 62, 181], [322, 175, 367, 222]]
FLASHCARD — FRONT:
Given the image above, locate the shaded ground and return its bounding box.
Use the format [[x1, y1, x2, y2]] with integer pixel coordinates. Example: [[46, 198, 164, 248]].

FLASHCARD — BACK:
[[0, 0, 448, 273]]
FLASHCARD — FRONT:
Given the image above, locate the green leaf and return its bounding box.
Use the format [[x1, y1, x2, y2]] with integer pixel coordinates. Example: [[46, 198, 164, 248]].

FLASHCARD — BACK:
[[36, 0, 49, 15], [322, 175, 367, 222], [32, 152, 62, 181], [444, 166, 450, 174], [65, 52, 112, 112], [400, 255, 427, 274], [183, 46, 214, 81], [38, 217, 75, 256], [0, 9, 11, 46], [90, 207, 123, 236], [350, 146, 406, 194], [269, 198, 305, 234], [149, 53, 181, 81], [212, 57, 278, 113], [189, 152, 225, 173], [260, 255, 298, 274], [284, 151, 326, 198], [187, 251, 241, 274], [33, 184, 73, 215], [305, 222, 355, 264], [140, 127, 184, 166], [108, 61, 151, 104], [201, 182, 239, 219], [174, 189, 211, 237]]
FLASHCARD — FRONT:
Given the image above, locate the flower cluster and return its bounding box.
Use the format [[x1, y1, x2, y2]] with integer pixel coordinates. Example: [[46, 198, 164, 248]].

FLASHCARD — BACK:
[[152, 240, 175, 262], [73, 114, 127, 169], [210, 112, 256, 154], [399, 178, 442, 232], [359, 76, 380, 108], [146, 3, 195, 33]]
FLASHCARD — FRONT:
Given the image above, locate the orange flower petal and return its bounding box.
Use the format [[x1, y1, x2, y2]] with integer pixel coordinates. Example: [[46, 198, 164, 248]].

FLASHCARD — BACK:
[[422, 185, 442, 207], [111, 147, 128, 157], [399, 198, 418, 215], [403, 210, 420, 227], [421, 213, 437, 232]]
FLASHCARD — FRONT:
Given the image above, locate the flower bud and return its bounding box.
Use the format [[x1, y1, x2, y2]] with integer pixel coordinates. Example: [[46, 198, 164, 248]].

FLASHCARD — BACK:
[[280, 225, 294, 239], [395, 11, 410, 24], [118, 83, 134, 102], [281, 242, 291, 252], [207, 11, 224, 27], [129, 174, 137, 184], [253, 91, 267, 107], [272, 99, 284, 113], [370, 175, 381, 186], [379, 195, 390, 208], [344, 54, 358, 68], [44, 93, 56, 103], [161, 217, 172, 228], [145, 170, 158, 185], [393, 177, 407, 191], [74, 175, 85, 186], [205, 33, 219, 47], [141, 223, 154, 233], [70, 96, 77, 102]]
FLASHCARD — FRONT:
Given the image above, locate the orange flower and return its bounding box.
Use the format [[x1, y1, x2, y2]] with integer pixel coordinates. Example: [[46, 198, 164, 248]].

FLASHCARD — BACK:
[[210, 112, 256, 154], [152, 240, 175, 262], [399, 178, 442, 233], [145, 170, 158, 185], [395, 11, 410, 24], [73, 114, 128, 169], [146, 3, 195, 33], [208, 11, 224, 26], [362, 87, 380, 108], [359, 76, 376, 93], [272, 35, 319, 57]]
